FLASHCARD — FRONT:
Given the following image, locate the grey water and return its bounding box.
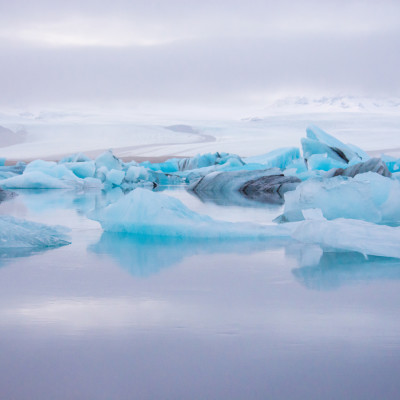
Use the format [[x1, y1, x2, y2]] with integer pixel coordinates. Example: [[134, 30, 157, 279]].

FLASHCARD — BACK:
[[1, 188, 400, 400]]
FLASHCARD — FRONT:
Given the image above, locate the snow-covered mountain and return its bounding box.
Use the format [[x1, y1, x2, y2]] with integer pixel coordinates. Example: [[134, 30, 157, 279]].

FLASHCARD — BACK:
[[260, 96, 400, 115]]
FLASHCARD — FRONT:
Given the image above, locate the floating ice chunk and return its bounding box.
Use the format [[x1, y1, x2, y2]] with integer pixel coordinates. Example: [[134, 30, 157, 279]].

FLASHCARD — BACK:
[[301, 137, 347, 163], [291, 218, 400, 259], [0, 171, 18, 180], [189, 169, 300, 204], [283, 159, 308, 175], [59, 153, 91, 163], [88, 188, 400, 259], [280, 173, 400, 224], [64, 161, 96, 179], [82, 177, 104, 189], [239, 174, 301, 204], [178, 152, 244, 171], [95, 150, 122, 171], [302, 208, 325, 220], [382, 155, 400, 173], [25, 160, 82, 182], [125, 166, 149, 183], [141, 159, 180, 173], [149, 171, 183, 186], [305, 125, 360, 163], [89, 188, 291, 238], [0, 158, 5, 166], [0, 159, 88, 189], [106, 169, 125, 186], [141, 153, 244, 173], [346, 143, 370, 161], [245, 147, 300, 169], [0, 162, 26, 176], [0, 215, 70, 249], [0, 172, 72, 189], [94, 166, 108, 182], [307, 154, 347, 171], [327, 158, 391, 178], [120, 166, 155, 190]]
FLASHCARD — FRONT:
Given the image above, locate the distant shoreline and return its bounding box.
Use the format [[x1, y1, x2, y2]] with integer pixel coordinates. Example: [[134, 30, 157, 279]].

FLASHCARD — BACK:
[[4, 147, 400, 166], [4, 153, 187, 166]]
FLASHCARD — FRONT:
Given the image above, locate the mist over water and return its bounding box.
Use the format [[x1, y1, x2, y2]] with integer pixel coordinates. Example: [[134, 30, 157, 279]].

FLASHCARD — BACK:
[[1, 1, 400, 399]]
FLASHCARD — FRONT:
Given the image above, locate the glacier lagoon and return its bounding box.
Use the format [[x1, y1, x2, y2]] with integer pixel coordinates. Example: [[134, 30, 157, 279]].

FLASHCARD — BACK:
[[1, 126, 400, 399]]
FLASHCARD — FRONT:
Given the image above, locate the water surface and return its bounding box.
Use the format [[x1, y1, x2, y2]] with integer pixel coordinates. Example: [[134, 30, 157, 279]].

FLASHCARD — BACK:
[[1, 189, 400, 399]]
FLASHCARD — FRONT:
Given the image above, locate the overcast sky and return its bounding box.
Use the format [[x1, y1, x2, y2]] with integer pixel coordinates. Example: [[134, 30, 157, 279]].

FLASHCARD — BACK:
[[0, 0, 399, 113]]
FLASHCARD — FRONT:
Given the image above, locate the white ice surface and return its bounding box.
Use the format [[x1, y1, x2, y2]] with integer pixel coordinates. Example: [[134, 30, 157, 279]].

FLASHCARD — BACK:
[[1, 111, 400, 160]]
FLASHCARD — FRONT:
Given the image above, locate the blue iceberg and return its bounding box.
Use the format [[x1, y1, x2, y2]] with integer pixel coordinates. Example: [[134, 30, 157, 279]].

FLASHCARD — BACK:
[[0, 215, 70, 249], [245, 147, 300, 169], [280, 172, 400, 224], [88, 188, 292, 238]]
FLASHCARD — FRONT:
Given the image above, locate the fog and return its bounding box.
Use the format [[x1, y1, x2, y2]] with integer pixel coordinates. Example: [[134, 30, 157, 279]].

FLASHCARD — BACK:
[[0, 0, 399, 112]]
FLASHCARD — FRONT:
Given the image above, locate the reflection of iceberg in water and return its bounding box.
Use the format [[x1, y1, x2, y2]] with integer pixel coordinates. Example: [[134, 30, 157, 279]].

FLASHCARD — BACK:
[[13, 188, 124, 216], [0, 215, 70, 268], [0, 247, 63, 269], [292, 252, 400, 291], [187, 187, 283, 208], [89, 232, 289, 277]]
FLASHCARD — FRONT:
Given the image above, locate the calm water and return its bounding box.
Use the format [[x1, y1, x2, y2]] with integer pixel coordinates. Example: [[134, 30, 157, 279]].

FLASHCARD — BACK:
[[1, 188, 400, 400]]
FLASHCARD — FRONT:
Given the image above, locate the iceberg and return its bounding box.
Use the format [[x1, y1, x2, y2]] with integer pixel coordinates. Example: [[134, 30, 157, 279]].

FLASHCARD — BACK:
[[0, 158, 105, 189], [125, 166, 149, 183], [189, 169, 300, 204], [244, 147, 300, 169], [88, 188, 292, 238], [327, 158, 391, 178], [178, 152, 244, 171], [95, 150, 123, 171], [279, 172, 400, 224], [140, 152, 244, 174], [64, 161, 96, 179], [303, 124, 361, 163], [0, 215, 70, 249], [88, 188, 400, 259], [291, 216, 400, 259], [0, 171, 73, 189], [59, 152, 92, 163], [0, 162, 26, 176], [307, 154, 347, 171], [239, 174, 301, 204], [105, 169, 125, 186]]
